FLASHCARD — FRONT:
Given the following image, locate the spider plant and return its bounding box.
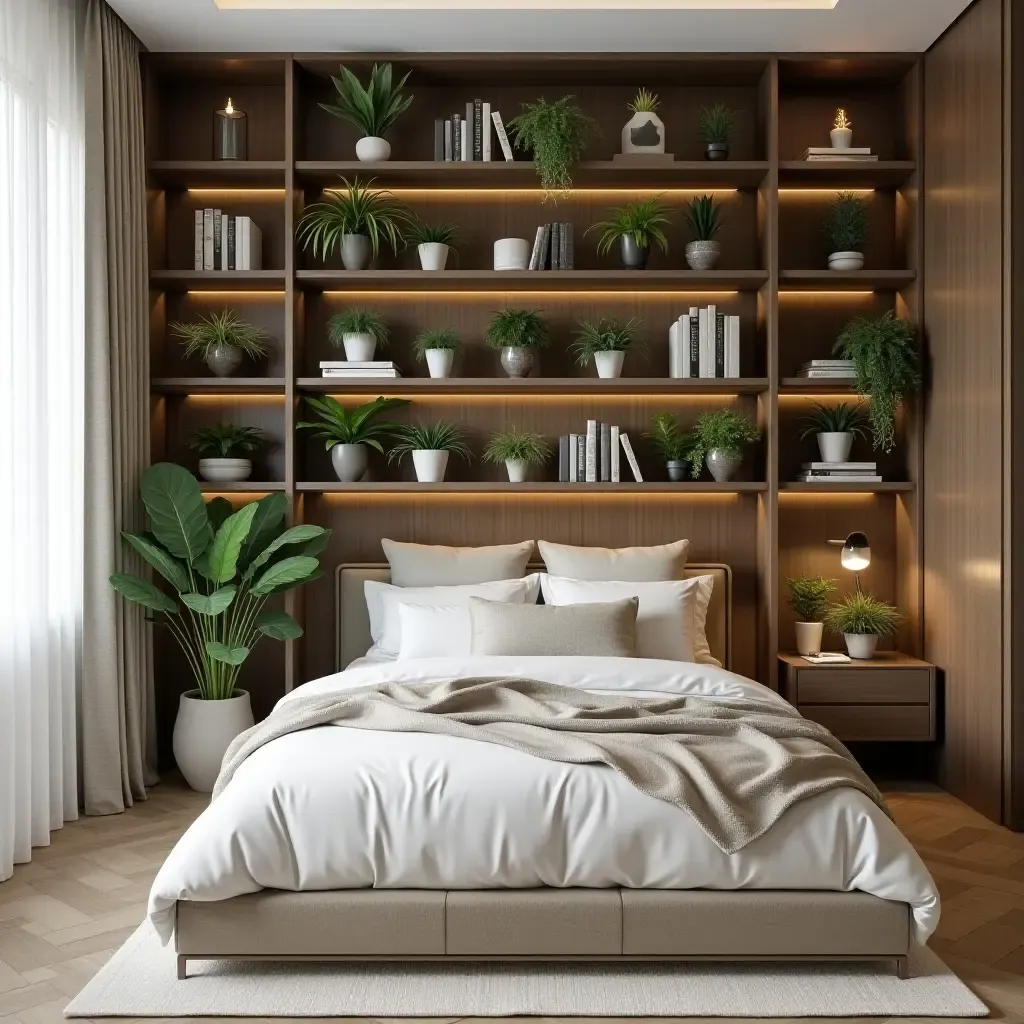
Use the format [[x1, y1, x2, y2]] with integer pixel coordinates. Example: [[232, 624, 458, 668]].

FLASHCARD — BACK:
[[483, 427, 552, 467], [413, 328, 461, 359], [589, 197, 671, 258], [796, 401, 870, 441], [484, 308, 550, 350], [407, 219, 459, 247], [297, 395, 409, 453], [629, 88, 660, 114], [320, 62, 413, 140], [698, 104, 737, 146], [388, 421, 473, 460], [570, 317, 646, 364], [824, 191, 869, 254], [683, 194, 723, 242], [170, 310, 270, 362], [187, 424, 265, 459], [327, 309, 389, 348], [643, 412, 695, 464]]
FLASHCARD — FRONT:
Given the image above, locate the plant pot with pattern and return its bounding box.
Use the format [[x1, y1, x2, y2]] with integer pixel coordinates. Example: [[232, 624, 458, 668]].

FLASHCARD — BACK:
[[414, 328, 461, 379], [684, 194, 723, 271], [588, 196, 671, 271], [785, 575, 837, 656], [320, 62, 412, 163], [688, 409, 760, 483], [699, 103, 736, 161], [188, 423, 265, 483], [170, 309, 271, 379], [824, 191, 868, 272], [388, 421, 473, 483], [327, 308, 389, 363], [643, 412, 695, 482], [825, 592, 901, 661], [571, 317, 645, 379], [483, 427, 552, 483], [797, 400, 870, 467], [485, 308, 550, 378]]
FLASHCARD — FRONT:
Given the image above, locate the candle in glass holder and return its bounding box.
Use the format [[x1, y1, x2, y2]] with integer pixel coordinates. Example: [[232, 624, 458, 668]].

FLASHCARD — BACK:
[[214, 98, 248, 160]]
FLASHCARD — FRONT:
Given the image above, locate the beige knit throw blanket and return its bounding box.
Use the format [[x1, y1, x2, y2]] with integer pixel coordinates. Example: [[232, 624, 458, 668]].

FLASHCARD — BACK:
[[214, 677, 887, 854]]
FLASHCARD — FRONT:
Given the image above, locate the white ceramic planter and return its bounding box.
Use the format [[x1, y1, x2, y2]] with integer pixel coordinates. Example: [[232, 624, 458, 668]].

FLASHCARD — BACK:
[[198, 458, 252, 483], [818, 431, 854, 464], [355, 136, 391, 162], [493, 237, 530, 271], [830, 127, 853, 149], [621, 110, 665, 154], [342, 333, 377, 361], [828, 251, 864, 271], [418, 242, 449, 271], [412, 449, 449, 482], [172, 689, 254, 793], [425, 348, 454, 378], [845, 633, 879, 660], [331, 443, 368, 482], [795, 621, 825, 657], [505, 458, 529, 483], [594, 350, 625, 379], [341, 234, 372, 271]]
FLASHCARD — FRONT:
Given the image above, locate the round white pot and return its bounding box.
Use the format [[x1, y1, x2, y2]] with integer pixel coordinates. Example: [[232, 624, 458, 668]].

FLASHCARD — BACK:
[[355, 136, 391, 162], [341, 234, 372, 271], [425, 348, 454, 378], [198, 458, 252, 483], [505, 458, 529, 483], [493, 237, 530, 271], [795, 621, 825, 657], [418, 242, 449, 271], [828, 251, 864, 271], [331, 443, 368, 482], [845, 633, 879, 660], [594, 350, 625, 379], [172, 689, 254, 793], [818, 431, 854, 464], [685, 240, 722, 271], [621, 110, 666, 154], [830, 127, 853, 149], [412, 449, 449, 483], [342, 333, 376, 361]]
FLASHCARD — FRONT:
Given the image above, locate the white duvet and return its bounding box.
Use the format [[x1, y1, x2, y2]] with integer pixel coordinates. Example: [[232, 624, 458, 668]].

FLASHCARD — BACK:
[[148, 656, 939, 944]]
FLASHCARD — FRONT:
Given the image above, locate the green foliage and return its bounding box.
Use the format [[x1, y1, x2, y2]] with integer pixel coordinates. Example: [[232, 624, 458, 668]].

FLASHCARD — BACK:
[[833, 311, 920, 453], [698, 104, 736, 145], [170, 310, 270, 362], [688, 409, 760, 478], [413, 328, 461, 359], [484, 308, 550, 350], [629, 88, 659, 114], [825, 592, 902, 637], [588, 196, 671, 257], [296, 176, 411, 260], [327, 308, 389, 347], [187, 424, 265, 459], [796, 401, 870, 440], [297, 395, 409, 453], [824, 191, 869, 253], [388, 420, 473, 462], [507, 95, 600, 199], [483, 427, 552, 466], [643, 412, 695, 463], [571, 317, 645, 365], [109, 466, 326, 700], [784, 575, 837, 622], [683, 194, 723, 242], [320, 62, 413, 138], [407, 219, 459, 247]]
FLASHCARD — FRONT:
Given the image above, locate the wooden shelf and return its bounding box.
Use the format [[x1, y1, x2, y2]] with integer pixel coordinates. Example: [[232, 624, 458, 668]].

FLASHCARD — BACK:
[[150, 270, 287, 292], [778, 270, 916, 291], [152, 377, 286, 394], [148, 160, 287, 187], [779, 378, 857, 394], [781, 481, 915, 494], [298, 376, 770, 396], [778, 161, 917, 188], [199, 482, 287, 493], [299, 481, 768, 494]]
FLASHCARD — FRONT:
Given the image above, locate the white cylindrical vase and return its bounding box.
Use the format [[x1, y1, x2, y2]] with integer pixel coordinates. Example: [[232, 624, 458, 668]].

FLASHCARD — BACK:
[[412, 449, 449, 482], [830, 127, 853, 149], [794, 621, 824, 657], [493, 237, 530, 271], [172, 689, 254, 793]]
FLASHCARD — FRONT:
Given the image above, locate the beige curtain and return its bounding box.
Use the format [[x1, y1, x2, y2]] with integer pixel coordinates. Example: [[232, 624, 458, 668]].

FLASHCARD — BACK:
[[82, 0, 157, 814]]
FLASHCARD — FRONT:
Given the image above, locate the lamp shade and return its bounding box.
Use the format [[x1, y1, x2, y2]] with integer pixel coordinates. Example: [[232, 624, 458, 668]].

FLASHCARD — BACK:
[[840, 531, 871, 572]]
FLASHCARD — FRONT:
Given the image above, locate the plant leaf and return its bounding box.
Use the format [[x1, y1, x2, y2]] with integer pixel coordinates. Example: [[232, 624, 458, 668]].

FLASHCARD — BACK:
[[251, 556, 319, 596], [205, 640, 250, 666], [140, 463, 212, 564], [238, 492, 289, 568], [207, 503, 259, 584], [205, 496, 234, 532], [256, 609, 305, 641], [180, 586, 237, 616], [109, 573, 179, 614], [120, 532, 189, 593], [301, 528, 332, 558], [243, 525, 325, 580]]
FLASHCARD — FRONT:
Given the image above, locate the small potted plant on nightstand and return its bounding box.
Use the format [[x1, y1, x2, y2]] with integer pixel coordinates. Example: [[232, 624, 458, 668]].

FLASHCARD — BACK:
[[483, 427, 552, 483], [785, 575, 837, 656], [170, 309, 271, 379], [571, 317, 645, 379], [327, 308, 389, 363], [825, 592, 901, 660], [408, 219, 458, 271], [188, 424, 265, 483], [388, 420, 472, 483], [643, 412, 695, 481], [797, 400, 870, 465], [588, 196, 671, 271], [414, 328, 461, 379], [319, 62, 413, 163], [683, 194, 724, 271], [698, 103, 736, 161], [688, 409, 760, 482], [824, 191, 868, 271], [485, 308, 550, 378]]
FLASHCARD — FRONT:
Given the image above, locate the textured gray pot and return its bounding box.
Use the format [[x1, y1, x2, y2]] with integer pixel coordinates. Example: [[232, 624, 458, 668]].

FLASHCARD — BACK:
[[685, 240, 721, 271], [340, 233, 372, 271], [666, 460, 688, 482], [205, 343, 242, 378], [331, 443, 368, 482], [705, 143, 729, 161], [619, 235, 649, 270], [706, 449, 741, 482], [500, 346, 535, 378]]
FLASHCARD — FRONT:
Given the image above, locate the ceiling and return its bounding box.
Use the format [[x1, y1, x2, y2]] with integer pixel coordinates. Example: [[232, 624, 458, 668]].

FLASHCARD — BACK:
[[107, 0, 972, 53]]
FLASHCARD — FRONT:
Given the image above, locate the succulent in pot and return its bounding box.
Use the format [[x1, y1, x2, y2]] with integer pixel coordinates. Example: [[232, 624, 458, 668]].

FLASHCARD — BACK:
[[388, 420, 473, 483], [688, 409, 760, 482], [784, 575, 837, 656], [170, 309, 270, 379], [621, 88, 665, 155], [824, 591, 901, 660], [643, 412, 695, 482], [407, 219, 458, 271], [413, 327, 461, 379], [683, 193, 724, 271], [571, 316, 645, 379], [297, 394, 409, 483], [698, 103, 736, 161], [824, 190, 868, 271], [109, 465, 326, 789], [796, 400, 870, 465], [588, 195, 670, 271], [187, 423, 265, 483], [319, 62, 413, 163], [484, 308, 550, 378], [483, 427, 552, 483], [327, 308, 389, 362]]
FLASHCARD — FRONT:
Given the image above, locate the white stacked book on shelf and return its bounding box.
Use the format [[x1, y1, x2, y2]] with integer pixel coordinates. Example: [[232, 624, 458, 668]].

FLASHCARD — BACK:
[[320, 361, 402, 379], [668, 305, 741, 379], [558, 420, 642, 483], [800, 461, 881, 483], [802, 147, 878, 162], [432, 101, 512, 161], [194, 210, 262, 271], [797, 359, 856, 379]]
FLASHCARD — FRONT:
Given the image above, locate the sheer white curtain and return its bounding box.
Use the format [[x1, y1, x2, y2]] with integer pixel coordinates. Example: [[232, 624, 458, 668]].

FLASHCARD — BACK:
[[0, 0, 84, 880]]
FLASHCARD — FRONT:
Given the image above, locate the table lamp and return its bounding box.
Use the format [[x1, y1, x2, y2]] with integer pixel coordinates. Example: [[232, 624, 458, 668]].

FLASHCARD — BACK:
[[828, 531, 870, 593]]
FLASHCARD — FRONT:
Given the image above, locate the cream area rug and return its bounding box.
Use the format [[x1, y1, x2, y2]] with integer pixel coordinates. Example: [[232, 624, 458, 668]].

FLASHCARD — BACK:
[[65, 921, 987, 1018]]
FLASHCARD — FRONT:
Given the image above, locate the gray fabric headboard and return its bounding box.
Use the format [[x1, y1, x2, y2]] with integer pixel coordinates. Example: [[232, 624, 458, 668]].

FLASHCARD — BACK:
[[335, 563, 733, 671]]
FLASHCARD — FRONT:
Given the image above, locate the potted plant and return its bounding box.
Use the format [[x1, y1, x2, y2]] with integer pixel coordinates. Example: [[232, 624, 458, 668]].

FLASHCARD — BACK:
[[170, 309, 270, 378], [698, 103, 736, 161], [643, 412, 695, 481], [784, 575, 837, 656], [298, 394, 409, 482], [187, 424, 265, 483], [688, 409, 760, 482], [834, 311, 919, 453], [588, 196, 671, 271], [571, 317, 645, 379], [414, 328, 461, 379], [408, 219, 458, 271], [388, 420, 472, 483], [796, 400, 869, 464], [109, 465, 326, 790], [319, 62, 413, 163], [483, 427, 552, 483], [621, 88, 665, 155], [831, 108, 853, 149], [296, 176, 411, 271], [484, 308, 550, 378], [327, 308, 389, 362], [683, 194, 723, 270], [824, 191, 868, 271], [825, 591, 901, 661], [507, 94, 599, 199]]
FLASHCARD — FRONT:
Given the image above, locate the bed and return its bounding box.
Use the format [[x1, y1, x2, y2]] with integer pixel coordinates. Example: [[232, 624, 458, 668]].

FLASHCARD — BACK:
[[153, 562, 939, 980]]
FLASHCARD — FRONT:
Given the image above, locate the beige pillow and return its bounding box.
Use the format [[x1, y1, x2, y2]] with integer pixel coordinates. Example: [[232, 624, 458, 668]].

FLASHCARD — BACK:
[[382, 538, 534, 586], [537, 539, 689, 581], [468, 596, 638, 658]]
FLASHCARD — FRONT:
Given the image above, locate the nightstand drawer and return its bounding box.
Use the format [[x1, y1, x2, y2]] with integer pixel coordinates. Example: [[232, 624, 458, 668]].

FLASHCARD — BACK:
[[796, 669, 931, 704], [798, 703, 934, 742]]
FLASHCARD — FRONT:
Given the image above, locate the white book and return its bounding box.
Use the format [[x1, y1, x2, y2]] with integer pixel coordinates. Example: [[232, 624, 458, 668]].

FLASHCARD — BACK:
[[619, 433, 643, 483], [321, 368, 401, 378], [460, 130, 468, 162], [482, 102, 492, 160], [680, 313, 692, 377], [800, 368, 857, 378], [727, 314, 740, 378], [806, 154, 878, 161], [698, 307, 712, 378], [194, 210, 204, 270], [235, 216, 248, 271], [802, 652, 851, 664], [706, 304, 717, 378], [610, 425, 620, 482], [320, 360, 397, 369], [804, 146, 873, 155], [804, 359, 855, 368], [220, 214, 229, 271], [244, 219, 262, 271], [491, 110, 514, 162], [568, 433, 579, 483], [202, 208, 214, 271], [799, 474, 882, 483], [803, 461, 877, 471], [585, 419, 598, 483], [668, 318, 682, 378]]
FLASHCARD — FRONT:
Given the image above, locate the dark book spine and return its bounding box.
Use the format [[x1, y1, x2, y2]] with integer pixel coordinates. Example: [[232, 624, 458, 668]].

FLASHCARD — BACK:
[[563, 222, 574, 269], [689, 314, 700, 375], [559, 221, 569, 271], [473, 98, 483, 161], [558, 436, 569, 482], [465, 102, 474, 161], [600, 421, 611, 482], [227, 215, 236, 271], [434, 119, 444, 161], [538, 224, 551, 270], [715, 313, 725, 378], [550, 222, 561, 270], [213, 208, 222, 269], [452, 114, 461, 161], [444, 120, 452, 161], [576, 435, 585, 482]]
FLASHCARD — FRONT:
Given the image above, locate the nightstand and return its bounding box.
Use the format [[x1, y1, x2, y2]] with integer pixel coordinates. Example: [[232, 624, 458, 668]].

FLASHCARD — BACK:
[[777, 652, 937, 742]]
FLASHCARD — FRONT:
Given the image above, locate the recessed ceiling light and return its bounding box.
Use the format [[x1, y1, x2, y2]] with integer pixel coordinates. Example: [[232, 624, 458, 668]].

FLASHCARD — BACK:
[[215, 0, 838, 8]]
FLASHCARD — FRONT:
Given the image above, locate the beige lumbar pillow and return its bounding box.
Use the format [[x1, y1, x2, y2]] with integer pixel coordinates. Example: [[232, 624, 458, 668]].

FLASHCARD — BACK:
[[468, 596, 638, 658], [537, 539, 689, 581], [382, 538, 535, 587]]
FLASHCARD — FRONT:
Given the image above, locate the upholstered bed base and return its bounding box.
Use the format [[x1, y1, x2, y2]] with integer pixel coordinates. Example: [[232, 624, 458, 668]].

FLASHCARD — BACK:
[[174, 888, 912, 979]]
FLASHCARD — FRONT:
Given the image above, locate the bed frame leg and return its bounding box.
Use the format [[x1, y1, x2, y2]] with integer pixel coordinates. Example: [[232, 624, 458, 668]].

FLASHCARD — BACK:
[[177, 955, 187, 980], [895, 955, 909, 979]]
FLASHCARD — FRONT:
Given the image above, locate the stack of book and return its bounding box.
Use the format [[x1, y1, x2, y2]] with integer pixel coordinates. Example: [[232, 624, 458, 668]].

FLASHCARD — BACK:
[[193, 210, 262, 271], [797, 359, 856, 379], [800, 461, 880, 484], [528, 223, 574, 270], [558, 421, 644, 483], [320, 361, 402, 379], [434, 103, 514, 162], [802, 146, 878, 162], [668, 306, 741, 378]]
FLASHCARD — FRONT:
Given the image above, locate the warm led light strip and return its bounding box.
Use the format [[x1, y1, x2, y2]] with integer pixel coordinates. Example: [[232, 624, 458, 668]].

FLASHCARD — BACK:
[[778, 290, 876, 297], [215, 0, 837, 8], [187, 189, 287, 195], [321, 392, 742, 404], [324, 188, 739, 198], [320, 290, 743, 299], [317, 490, 743, 504], [778, 188, 875, 195], [185, 291, 287, 297]]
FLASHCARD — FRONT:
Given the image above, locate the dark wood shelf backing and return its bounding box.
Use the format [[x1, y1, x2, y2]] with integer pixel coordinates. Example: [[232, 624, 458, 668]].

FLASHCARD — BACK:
[[298, 481, 768, 494], [199, 482, 288, 493], [781, 481, 914, 493], [778, 270, 916, 291], [778, 161, 917, 188], [298, 376, 770, 396], [148, 160, 288, 187], [150, 270, 288, 292], [152, 377, 287, 394]]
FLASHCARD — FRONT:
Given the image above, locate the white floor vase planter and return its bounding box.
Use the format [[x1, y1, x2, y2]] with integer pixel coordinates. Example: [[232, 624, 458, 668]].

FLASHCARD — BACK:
[[594, 350, 625, 379], [355, 136, 391, 162], [172, 690, 254, 793], [412, 449, 449, 482], [425, 349, 454, 378], [342, 333, 376, 361], [331, 443, 368, 482], [795, 621, 825, 657], [198, 458, 252, 483], [845, 633, 880, 660], [418, 242, 449, 271]]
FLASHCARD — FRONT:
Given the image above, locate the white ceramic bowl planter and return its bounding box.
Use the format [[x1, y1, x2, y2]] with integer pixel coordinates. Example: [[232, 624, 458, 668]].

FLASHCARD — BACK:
[[845, 633, 879, 660], [505, 458, 529, 483], [818, 431, 854, 464], [594, 350, 626, 379], [198, 458, 252, 483], [794, 621, 824, 657], [412, 449, 449, 483], [355, 136, 391, 162], [172, 689, 254, 793], [418, 242, 449, 271], [828, 251, 864, 272], [331, 443, 368, 482], [342, 333, 376, 361], [425, 349, 454, 378]]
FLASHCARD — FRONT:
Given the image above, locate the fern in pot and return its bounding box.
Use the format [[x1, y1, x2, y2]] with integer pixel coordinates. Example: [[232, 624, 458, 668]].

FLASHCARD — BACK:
[[689, 409, 760, 481], [698, 103, 736, 161], [188, 424, 265, 483], [109, 465, 327, 790], [320, 62, 412, 163], [327, 308, 389, 362], [388, 420, 472, 483], [483, 427, 552, 483], [785, 575, 837, 656], [571, 317, 645, 379], [588, 196, 670, 271], [170, 309, 270, 378], [643, 412, 694, 481], [408, 219, 458, 271], [797, 401, 869, 465], [825, 591, 901, 660], [484, 308, 550, 378], [414, 328, 461, 379], [298, 395, 409, 482], [684, 194, 724, 271], [824, 191, 868, 271]]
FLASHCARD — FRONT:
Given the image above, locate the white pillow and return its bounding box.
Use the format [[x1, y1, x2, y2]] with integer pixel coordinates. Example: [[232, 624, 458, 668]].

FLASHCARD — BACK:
[[365, 575, 541, 657], [398, 604, 472, 659], [539, 574, 717, 665], [537, 539, 689, 581], [381, 538, 535, 586]]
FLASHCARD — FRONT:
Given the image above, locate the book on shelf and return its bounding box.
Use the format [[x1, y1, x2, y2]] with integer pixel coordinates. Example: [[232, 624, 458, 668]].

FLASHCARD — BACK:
[[321, 369, 402, 378], [804, 359, 855, 368], [452, 113, 461, 162], [443, 119, 453, 161], [195, 211, 261, 270], [669, 306, 740, 379], [460, 129, 468, 162], [434, 119, 444, 161], [202, 208, 214, 270], [527, 223, 573, 270], [802, 461, 877, 472], [558, 422, 628, 483], [481, 102, 492, 161], [585, 419, 598, 482], [491, 110, 514, 161], [193, 211, 203, 270], [567, 433, 579, 482], [473, 99, 484, 161], [799, 474, 882, 482], [802, 147, 878, 162], [465, 102, 475, 162], [576, 435, 586, 481], [619, 433, 643, 482], [610, 425, 621, 482], [319, 360, 399, 369], [798, 368, 857, 378], [558, 435, 570, 482], [600, 422, 611, 482], [551, 222, 561, 271]]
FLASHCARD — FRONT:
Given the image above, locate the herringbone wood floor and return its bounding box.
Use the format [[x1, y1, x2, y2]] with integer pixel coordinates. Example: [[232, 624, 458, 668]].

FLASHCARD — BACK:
[[1, 782, 1022, 1023]]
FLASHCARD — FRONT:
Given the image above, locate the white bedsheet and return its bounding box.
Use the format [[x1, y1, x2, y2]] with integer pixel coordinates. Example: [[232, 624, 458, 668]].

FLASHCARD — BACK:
[[148, 656, 939, 944]]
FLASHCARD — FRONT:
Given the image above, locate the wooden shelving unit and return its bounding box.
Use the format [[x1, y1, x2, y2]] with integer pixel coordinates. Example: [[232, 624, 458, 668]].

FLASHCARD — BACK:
[[298, 481, 768, 494], [298, 377, 770, 396]]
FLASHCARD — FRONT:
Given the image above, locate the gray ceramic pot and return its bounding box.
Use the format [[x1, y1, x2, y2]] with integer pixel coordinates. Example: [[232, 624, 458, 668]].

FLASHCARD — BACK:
[[685, 240, 721, 271], [205, 343, 242, 378], [331, 443, 368, 483], [705, 143, 729, 161], [706, 449, 741, 482], [500, 346, 535, 378], [619, 235, 649, 270], [666, 460, 688, 482], [341, 233, 372, 271]]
